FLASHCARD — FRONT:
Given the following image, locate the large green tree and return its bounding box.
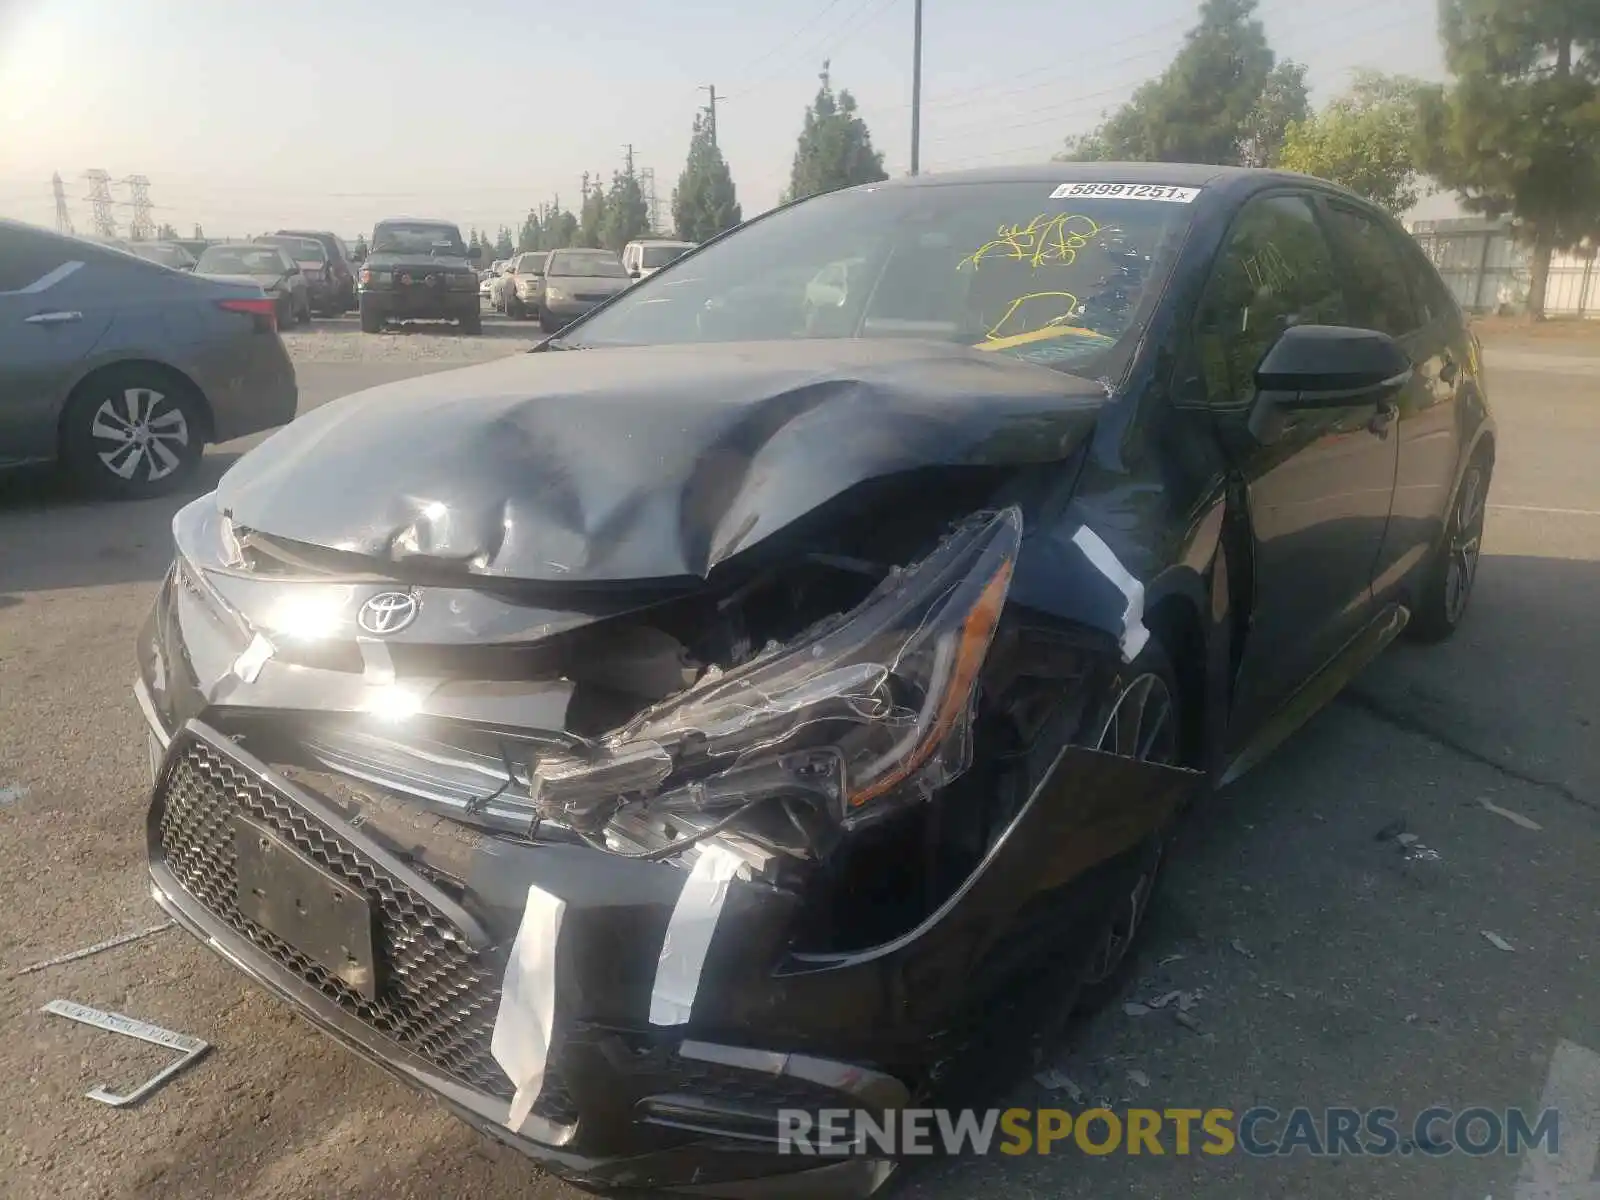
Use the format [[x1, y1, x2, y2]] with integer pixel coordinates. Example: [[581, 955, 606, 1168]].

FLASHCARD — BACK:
[[601, 165, 652, 251], [539, 201, 579, 250], [672, 112, 742, 242], [1279, 71, 1425, 215], [787, 62, 888, 202], [502, 223, 522, 257], [1417, 0, 1600, 318], [1060, 0, 1304, 167]]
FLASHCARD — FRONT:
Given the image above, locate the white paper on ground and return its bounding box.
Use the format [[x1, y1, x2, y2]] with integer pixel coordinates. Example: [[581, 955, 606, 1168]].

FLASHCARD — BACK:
[[1071, 525, 1151, 663], [491, 884, 567, 1131], [649, 843, 746, 1027]]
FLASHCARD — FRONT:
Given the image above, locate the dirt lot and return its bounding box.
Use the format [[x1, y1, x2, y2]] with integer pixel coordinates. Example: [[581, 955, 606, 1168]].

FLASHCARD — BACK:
[[0, 320, 1596, 1200]]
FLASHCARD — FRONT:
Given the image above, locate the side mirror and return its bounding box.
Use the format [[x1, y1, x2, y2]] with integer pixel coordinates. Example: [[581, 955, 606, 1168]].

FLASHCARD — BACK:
[[1254, 324, 1410, 401], [1248, 324, 1411, 442], [467, 244, 483, 262]]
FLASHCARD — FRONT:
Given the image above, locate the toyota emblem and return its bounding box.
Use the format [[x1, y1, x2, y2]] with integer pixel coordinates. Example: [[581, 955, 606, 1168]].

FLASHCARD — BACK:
[[358, 591, 419, 635]]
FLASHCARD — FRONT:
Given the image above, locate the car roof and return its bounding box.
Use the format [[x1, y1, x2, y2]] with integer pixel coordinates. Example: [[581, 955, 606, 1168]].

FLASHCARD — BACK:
[[632, 238, 694, 246], [374, 217, 460, 226]]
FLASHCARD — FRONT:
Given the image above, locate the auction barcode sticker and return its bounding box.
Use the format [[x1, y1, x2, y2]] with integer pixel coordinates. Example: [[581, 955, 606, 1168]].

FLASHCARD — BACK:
[[1050, 182, 1201, 203]]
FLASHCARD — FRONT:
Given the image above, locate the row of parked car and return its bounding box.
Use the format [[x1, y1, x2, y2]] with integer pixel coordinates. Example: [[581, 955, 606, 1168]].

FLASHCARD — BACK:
[[0, 212, 699, 503], [482, 238, 695, 331], [90, 231, 360, 327]]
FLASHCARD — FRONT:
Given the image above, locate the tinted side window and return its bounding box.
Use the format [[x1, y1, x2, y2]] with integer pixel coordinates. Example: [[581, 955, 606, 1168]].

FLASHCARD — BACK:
[[1194, 193, 1349, 409], [1395, 236, 1458, 328], [1324, 202, 1419, 337], [0, 225, 74, 292]]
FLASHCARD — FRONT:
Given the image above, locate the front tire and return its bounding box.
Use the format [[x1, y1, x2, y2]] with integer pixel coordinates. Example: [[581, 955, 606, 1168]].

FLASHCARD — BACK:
[[505, 293, 523, 319], [538, 306, 560, 333], [358, 297, 383, 334], [1406, 451, 1490, 643], [60, 368, 206, 499]]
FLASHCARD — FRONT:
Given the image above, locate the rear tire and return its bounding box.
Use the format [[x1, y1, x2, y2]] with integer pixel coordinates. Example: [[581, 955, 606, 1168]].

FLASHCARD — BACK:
[[60, 367, 206, 500], [1406, 450, 1490, 643], [358, 297, 383, 334], [459, 310, 482, 335]]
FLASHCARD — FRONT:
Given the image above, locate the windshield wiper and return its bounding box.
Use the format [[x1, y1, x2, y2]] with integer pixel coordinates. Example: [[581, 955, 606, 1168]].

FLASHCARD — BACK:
[[533, 336, 586, 352]]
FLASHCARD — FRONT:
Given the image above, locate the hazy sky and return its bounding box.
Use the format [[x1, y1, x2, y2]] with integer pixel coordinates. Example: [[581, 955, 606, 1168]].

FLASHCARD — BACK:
[[0, 0, 1455, 241]]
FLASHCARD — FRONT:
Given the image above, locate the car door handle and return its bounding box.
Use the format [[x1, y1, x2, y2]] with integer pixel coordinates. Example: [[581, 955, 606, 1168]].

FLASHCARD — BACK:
[[25, 310, 83, 325]]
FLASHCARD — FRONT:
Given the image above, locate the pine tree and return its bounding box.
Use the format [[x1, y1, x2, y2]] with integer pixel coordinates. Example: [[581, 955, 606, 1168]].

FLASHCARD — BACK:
[[193, 223, 205, 240], [352, 233, 366, 259], [672, 111, 742, 242], [601, 164, 651, 251], [1418, 0, 1600, 318], [787, 62, 888, 202], [579, 173, 609, 248], [1059, 0, 1301, 167]]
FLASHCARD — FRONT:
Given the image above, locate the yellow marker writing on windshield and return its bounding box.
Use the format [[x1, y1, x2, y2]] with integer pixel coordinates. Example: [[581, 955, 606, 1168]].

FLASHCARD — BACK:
[[959, 214, 1106, 272]]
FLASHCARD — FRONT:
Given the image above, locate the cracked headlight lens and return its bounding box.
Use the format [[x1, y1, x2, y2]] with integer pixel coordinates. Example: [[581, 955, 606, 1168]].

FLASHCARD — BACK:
[[537, 505, 1022, 830]]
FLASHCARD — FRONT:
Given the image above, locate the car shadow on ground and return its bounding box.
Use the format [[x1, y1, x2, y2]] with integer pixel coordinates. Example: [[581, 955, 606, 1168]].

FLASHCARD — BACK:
[[0, 452, 242, 594]]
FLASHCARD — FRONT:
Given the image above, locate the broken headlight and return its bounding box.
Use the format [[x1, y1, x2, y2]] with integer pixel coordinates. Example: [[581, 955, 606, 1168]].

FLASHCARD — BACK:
[[537, 505, 1022, 832]]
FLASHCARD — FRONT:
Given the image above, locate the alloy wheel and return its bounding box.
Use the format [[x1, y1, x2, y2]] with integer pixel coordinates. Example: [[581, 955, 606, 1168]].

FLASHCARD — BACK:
[[1444, 465, 1486, 625], [89, 387, 191, 483], [1081, 671, 1177, 986]]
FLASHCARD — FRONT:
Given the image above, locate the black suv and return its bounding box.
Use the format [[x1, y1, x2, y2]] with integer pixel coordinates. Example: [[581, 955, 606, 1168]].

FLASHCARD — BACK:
[[356, 218, 482, 334], [275, 229, 357, 312]]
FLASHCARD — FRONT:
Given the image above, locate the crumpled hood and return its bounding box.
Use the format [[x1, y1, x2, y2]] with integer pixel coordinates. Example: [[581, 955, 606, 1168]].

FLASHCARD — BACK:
[[216, 339, 1108, 583]]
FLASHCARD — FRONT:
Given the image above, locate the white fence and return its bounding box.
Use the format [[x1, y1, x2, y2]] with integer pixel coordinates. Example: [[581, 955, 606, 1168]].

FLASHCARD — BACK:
[[1410, 218, 1600, 317]]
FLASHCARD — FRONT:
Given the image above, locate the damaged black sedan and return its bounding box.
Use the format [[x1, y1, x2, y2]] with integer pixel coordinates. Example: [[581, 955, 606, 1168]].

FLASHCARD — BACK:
[[135, 163, 1494, 1196]]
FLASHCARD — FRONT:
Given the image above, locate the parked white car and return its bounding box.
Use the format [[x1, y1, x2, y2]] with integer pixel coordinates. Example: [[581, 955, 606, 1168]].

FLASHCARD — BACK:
[[622, 239, 696, 281]]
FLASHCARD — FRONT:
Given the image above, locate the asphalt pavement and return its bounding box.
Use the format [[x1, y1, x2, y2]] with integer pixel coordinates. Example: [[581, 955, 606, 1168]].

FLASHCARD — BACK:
[[0, 317, 1595, 1200]]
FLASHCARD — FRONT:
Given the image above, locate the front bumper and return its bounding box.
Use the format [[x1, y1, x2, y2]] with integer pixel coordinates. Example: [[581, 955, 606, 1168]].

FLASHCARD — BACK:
[[544, 295, 607, 319], [133, 552, 1198, 1195], [360, 285, 479, 320]]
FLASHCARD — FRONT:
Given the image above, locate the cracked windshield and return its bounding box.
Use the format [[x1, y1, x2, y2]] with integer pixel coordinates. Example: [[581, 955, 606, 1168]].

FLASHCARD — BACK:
[[0, 1, 1595, 1199]]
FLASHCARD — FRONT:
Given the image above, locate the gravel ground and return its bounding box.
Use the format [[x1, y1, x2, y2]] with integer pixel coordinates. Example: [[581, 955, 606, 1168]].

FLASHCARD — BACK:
[[280, 310, 544, 365], [0, 329, 1595, 1200]]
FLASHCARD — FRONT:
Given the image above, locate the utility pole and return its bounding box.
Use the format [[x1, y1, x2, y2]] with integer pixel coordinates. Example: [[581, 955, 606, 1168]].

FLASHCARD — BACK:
[[701, 84, 718, 146], [909, 0, 923, 175], [623, 143, 635, 176], [52, 172, 74, 234], [84, 169, 117, 237]]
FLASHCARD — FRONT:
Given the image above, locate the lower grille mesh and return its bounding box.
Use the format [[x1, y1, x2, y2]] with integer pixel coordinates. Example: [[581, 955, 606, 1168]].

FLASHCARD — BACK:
[[154, 738, 577, 1121]]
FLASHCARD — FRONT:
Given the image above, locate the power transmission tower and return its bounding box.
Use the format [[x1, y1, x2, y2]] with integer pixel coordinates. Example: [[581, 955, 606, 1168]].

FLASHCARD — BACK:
[[701, 84, 718, 146], [84, 170, 117, 237], [52, 173, 74, 234], [121, 174, 155, 240], [622, 143, 635, 176]]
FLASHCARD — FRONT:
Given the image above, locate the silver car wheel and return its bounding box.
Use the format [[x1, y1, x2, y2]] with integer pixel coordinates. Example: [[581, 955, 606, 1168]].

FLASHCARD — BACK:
[[90, 387, 191, 482]]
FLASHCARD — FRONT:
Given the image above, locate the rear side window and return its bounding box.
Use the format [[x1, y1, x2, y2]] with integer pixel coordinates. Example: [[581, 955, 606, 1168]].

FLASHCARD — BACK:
[[1323, 202, 1420, 338], [0, 225, 74, 292], [1193, 193, 1350, 409], [1395, 236, 1458, 328]]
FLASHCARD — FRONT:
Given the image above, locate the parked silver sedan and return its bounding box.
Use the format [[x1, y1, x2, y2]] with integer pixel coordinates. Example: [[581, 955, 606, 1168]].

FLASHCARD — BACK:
[[195, 242, 312, 327], [0, 219, 298, 499], [536, 247, 632, 332]]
